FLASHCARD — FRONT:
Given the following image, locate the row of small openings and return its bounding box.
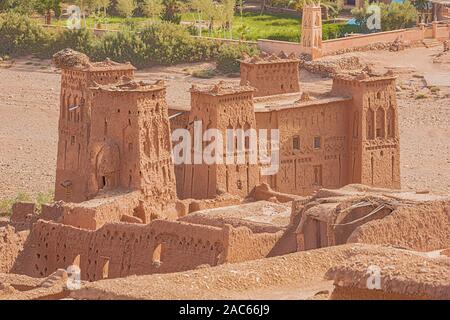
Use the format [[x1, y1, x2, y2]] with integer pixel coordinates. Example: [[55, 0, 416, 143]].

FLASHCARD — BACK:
[[66, 70, 84, 77], [117, 103, 161, 115], [280, 84, 295, 90], [258, 69, 298, 75], [292, 136, 322, 150], [70, 254, 111, 281], [255, 76, 297, 81], [218, 95, 251, 103], [92, 71, 131, 83], [255, 64, 297, 70]]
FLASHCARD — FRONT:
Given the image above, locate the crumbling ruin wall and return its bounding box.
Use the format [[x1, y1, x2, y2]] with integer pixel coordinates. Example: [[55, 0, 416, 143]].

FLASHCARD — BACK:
[[60, 191, 142, 230], [347, 201, 450, 251], [180, 214, 283, 234], [12, 219, 225, 281], [293, 197, 392, 251], [223, 225, 285, 263], [333, 203, 393, 245], [301, 55, 364, 76], [11, 217, 282, 281], [178, 193, 242, 215], [40, 203, 65, 222], [249, 183, 307, 203], [8, 203, 40, 231], [0, 226, 29, 273]]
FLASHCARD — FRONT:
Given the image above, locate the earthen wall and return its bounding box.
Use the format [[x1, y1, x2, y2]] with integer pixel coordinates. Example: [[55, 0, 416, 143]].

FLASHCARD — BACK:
[[256, 99, 351, 195], [12, 218, 283, 281], [348, 201, 450, 251]]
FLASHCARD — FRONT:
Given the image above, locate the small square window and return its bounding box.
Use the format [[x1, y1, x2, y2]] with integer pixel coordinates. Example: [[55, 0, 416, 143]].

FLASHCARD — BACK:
[[293, 136, 300, 150], [314, 137, 321, 149]]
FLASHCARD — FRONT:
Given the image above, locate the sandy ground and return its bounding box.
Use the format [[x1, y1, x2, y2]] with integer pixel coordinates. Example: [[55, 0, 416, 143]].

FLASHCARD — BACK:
[[0, 46, 449, 200], [68, 244, 449, 300]]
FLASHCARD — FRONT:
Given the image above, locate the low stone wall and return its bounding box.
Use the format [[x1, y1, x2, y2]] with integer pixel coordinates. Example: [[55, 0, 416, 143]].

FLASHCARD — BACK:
[[191, 35, 257, 46], [321, 28, 425, 55], [257, 25, 450, 59], [435, 25, 450, 40], [257, 39, 303, 55]]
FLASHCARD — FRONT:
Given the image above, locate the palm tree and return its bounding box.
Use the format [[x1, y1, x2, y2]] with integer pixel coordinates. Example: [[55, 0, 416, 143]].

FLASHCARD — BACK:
[[35, 0, 62, 25], [290, 0, 343, 21]]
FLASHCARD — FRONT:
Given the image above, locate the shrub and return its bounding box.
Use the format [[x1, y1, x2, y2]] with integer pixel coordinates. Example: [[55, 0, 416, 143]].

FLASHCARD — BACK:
[[35, 190, 54, 213], [139, 22, 219, 65], [93, 29, 147, 67], [116, 0, 137, 18], [39, 28, 98, 59], [322, 24, 361, 40], [266, 31, 299, 42], [381, 1, 417, 31], [352, 0, 417, 32], [216, 44, 259, 74], [0, 192, 32, 217], [191, 68, 217, 79], [0, 12, 49, 56], [0, 13, 257, 70], [0, 190, 53, 217], [0, 0, 35, 15], [415, 93, 427, 99], [429, 86, 440, 93]]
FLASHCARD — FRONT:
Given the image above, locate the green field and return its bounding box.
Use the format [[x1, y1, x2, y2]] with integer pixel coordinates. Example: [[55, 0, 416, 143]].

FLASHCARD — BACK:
[[182, 11, 302, 42], [32, 11, 354, 42]]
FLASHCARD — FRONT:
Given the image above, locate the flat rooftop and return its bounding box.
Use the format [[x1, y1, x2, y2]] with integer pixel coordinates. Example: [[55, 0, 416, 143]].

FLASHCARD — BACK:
[[91, 79, 166, 92], [179, 201, 291, 233], [254, 93, 352, 113], [190, 81, 255, 96]]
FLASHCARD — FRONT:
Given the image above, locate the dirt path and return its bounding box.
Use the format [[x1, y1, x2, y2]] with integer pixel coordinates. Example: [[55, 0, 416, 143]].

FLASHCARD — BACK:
[[0, 46, 449, 200]]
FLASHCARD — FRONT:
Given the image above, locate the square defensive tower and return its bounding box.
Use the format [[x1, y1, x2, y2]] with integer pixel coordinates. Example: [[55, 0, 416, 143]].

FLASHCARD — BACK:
[[240, 52, 300, 97], [332, 68, 401, 189], [175, 81, 260, 199]]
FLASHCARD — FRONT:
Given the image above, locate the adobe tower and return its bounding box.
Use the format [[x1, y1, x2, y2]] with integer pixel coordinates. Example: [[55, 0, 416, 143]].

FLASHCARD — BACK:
[[175, 81, 260, 199], [240, 52, 300, 97], [332, 68, 401, 189], [54, 50, 177, 215], [54, 51, 136, 203], [301, 4, 323, 59]]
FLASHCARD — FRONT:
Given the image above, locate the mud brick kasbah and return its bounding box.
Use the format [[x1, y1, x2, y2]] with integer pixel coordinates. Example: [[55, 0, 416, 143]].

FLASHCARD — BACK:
[[0, 5, 448, 301]]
